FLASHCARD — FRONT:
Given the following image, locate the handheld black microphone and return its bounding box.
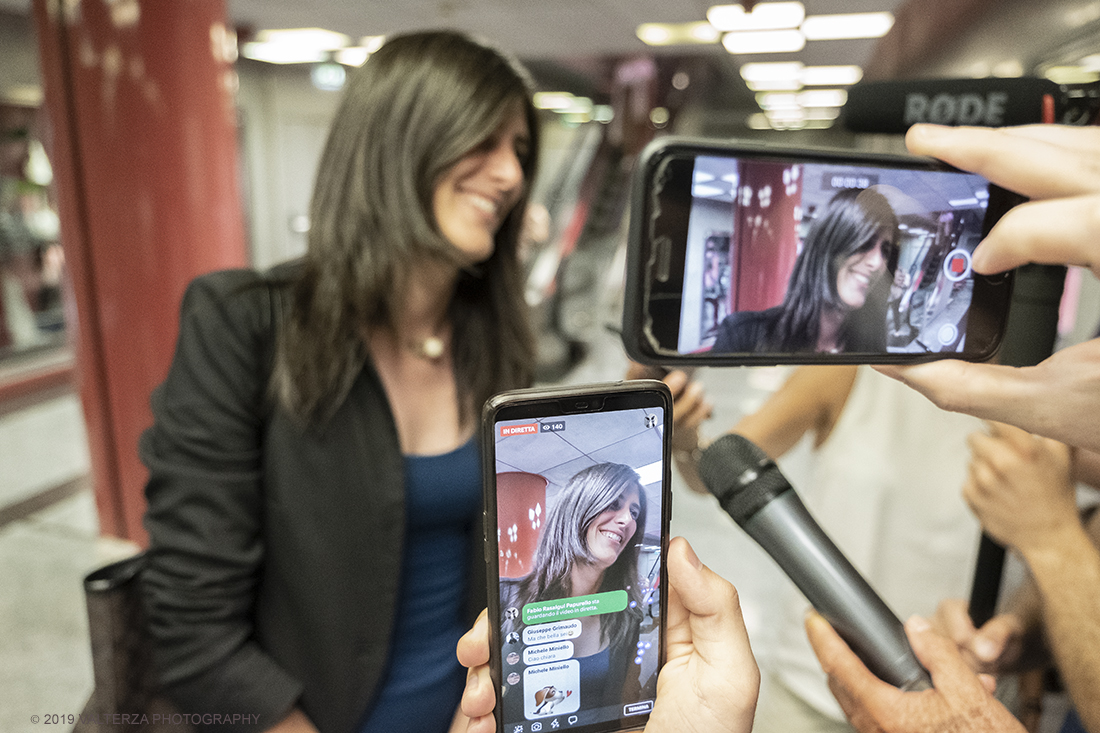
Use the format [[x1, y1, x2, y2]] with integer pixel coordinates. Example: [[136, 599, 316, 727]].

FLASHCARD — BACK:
[[698, 433, 932, 691], [842, 77, 1100, 134]]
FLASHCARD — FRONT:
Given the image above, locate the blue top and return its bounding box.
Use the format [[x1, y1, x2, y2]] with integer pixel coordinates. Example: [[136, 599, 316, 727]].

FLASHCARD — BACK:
[[579, 645, 611, 707], [358, 439, 482, 733]]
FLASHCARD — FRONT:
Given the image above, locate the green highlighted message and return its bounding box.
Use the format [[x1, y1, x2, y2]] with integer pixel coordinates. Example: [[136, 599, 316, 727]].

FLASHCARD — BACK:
[[523, 590, 628, 625]]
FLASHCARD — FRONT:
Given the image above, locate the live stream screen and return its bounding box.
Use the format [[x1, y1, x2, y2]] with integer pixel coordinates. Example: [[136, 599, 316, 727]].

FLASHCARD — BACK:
[[493, 406, 665, 732], [678, 155, 991, 355]]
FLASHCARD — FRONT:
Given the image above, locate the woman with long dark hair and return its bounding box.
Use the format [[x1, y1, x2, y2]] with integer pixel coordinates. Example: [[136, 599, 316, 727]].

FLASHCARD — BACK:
[[499, 463, 650, 719], [712, 187, 900, 354], [141, 31, 539, 733]]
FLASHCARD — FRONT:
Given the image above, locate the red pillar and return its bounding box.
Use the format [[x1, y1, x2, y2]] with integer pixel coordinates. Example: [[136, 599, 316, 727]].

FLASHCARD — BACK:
[[33, 0, 247, 543]]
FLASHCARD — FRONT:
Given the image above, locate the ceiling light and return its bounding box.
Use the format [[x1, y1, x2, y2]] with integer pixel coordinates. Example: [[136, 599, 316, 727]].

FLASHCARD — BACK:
[[690, 23, 722, 42], [637, 24, 671, 45], [1043, 65, 1100, 84], [747, 79, 803, 91], [746, 112, 772, 130], [949, 198, 980, 207], [756, 91, 800, 110], [797, 88, 847, 107], [740, 61, 803, 83], [993, 60, 1024, 77], [361, 36, 386, 53], [723, 29, 805, 54], [637, 22, 720, 46], [694, 171, 716, 183], [256, 27, 350, 49], [803, 107, 841, 121], [241, 42, 328, 64], [311, 62, 346, 91], [335, 47, 370, 66], [766, 107, 806, 123], [1081, 54, 1100, 72], [533, 92, 594, 117], [533, 92, 576, 110], [801, 12, 894, 40], [800, 65, 862, 86], [693, 184, 725, 197], [707, 2, 805, 32], [241, 27, 351, 65]]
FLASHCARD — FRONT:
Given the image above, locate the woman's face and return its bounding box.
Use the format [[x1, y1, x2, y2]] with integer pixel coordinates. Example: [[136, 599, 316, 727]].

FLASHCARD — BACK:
[[432, 110, 530, 264], [584, 485, 641, 570], [835, 235, 890, 310]]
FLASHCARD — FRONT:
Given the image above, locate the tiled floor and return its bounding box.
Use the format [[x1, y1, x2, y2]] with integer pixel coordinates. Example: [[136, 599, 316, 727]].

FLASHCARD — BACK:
[[0, 485, 139, 732]]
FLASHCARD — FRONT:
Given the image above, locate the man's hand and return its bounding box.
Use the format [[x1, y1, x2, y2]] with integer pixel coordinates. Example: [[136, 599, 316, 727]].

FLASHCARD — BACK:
[[646, 537, 760, 733], [626, 363, 712, 454], [456, 538, 760, 733], [806, 612, 1024, 733], [875, 124, 1100, 453], [932, 598, 1030, 676], [963, 422, 1078, 556]]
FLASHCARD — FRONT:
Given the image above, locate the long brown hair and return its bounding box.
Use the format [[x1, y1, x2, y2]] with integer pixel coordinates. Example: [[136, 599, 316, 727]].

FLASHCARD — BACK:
[[514, 463, 647, 652], [271, 31, 540, 424]]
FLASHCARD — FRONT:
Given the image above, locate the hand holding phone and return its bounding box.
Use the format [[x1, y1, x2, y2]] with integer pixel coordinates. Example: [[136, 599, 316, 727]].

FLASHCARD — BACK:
[[459, 537, 760, 733], [623, 137, 1020, 366], [483, 381, 672, 733]]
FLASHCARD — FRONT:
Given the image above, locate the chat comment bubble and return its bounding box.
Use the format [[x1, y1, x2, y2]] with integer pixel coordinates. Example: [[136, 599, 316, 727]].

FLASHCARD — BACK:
[[522, 619, 581, 646], [522, 590, 628, 625], [523, 641, 574, 665], [524, 660, 580, 719]]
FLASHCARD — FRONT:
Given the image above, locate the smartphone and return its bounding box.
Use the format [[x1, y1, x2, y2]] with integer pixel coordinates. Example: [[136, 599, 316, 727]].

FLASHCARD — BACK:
[[482, 380, 672, 733], [623, 137, 1021, 366]]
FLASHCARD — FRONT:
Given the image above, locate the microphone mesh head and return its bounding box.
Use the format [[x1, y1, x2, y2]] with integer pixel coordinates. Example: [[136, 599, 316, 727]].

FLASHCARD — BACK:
[[698, 433, 792, 525]]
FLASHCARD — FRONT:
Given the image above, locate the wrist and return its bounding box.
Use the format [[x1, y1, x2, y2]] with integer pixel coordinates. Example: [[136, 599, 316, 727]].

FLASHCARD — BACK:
[[1019, 521, 1093, 573]]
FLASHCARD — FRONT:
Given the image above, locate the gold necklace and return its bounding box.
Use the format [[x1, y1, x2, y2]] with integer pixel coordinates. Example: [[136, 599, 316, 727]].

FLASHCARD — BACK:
[[404, 335, 446, 360]]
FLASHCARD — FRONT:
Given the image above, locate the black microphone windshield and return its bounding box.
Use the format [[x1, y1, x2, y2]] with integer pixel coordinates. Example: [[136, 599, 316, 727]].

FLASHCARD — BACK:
[[698, 434, 791, 525], [843, 77, 1070, 134]]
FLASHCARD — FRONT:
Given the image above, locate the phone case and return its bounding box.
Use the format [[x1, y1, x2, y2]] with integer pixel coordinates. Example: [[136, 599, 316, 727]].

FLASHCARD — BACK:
[[622, 136, 1018, 367]]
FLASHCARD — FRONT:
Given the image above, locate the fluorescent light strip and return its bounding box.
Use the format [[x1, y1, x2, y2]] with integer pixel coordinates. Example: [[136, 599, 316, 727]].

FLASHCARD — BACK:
[[707, 2, 805, 32], [801, 65, 862, 86], [637, 21, 720, 46], [801, 12, 894, 40], [636, 460, 663, 486], [723, 29, 805, 54]]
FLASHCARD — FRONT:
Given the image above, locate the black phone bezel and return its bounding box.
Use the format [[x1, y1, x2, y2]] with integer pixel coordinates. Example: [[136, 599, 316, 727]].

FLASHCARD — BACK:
[[481, 380, 673, 733], [622, 136, 1019, 367]]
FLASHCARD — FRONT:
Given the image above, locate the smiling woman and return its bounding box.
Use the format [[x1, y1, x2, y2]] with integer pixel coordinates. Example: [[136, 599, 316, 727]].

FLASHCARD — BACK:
[[499, 463, 649, 719], [139, 30, 541, 733], [712, 186, 900, 354]]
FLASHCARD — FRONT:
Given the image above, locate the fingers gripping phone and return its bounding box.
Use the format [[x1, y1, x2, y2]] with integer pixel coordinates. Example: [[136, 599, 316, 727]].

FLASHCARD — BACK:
[[623, 137, 1021, 366], [482, 381, 672, 733]]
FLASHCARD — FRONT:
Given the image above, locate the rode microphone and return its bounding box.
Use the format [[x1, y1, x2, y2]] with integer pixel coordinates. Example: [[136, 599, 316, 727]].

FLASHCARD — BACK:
[[698, 433, 931, 690], [842, 77, 1100, 134]]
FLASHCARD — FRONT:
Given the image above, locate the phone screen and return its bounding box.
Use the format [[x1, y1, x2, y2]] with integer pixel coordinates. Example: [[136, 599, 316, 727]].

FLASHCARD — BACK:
[[484, 383, 670, 733], [624, 139, 1017, 365]]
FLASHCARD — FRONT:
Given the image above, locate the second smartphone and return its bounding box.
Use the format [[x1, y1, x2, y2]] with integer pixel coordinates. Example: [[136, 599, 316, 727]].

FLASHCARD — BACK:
[[623, 137, 1020, 366], [482, 381, 672, 733]]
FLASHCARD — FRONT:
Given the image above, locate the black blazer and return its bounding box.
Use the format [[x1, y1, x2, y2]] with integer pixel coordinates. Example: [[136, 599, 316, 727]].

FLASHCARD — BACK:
[[140, 267, 486, 733]]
